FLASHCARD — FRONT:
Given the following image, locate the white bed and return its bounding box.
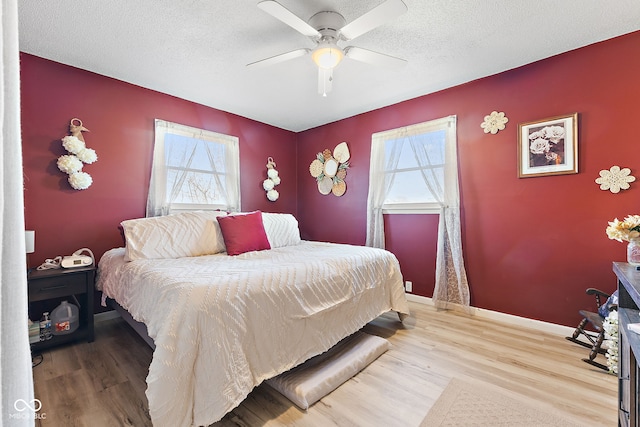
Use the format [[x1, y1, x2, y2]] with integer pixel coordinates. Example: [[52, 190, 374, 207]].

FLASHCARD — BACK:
[[96, 212, 410, 427]]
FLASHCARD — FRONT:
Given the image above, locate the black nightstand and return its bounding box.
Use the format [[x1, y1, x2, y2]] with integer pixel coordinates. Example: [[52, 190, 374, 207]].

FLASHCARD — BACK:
[[27, 266, 95, 351]]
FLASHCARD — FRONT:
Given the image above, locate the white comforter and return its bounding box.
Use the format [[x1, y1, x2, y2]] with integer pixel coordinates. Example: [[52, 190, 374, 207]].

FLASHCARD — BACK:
[[96, 241, 410, 427]]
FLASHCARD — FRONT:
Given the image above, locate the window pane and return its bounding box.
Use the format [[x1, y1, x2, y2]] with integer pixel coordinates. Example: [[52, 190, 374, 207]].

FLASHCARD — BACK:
[[165, 134, 226, 173], [167, 169, 226, 205], [383, 129, 445, 205], [385, 169, 443, 204], [163, 133, 228, 206]]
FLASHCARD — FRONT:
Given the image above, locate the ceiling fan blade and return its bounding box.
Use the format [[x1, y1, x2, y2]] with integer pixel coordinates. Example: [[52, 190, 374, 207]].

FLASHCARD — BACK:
[[247, 48, 310, 68], [318, 67, 333, 97], [339, 0, 407, 41], [257, 1, 320, 38], [345, 46, 407, 69]]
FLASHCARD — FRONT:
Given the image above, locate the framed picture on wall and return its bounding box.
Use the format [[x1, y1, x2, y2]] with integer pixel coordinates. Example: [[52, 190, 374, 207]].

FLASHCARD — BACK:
[[517, 113, 578, 178]]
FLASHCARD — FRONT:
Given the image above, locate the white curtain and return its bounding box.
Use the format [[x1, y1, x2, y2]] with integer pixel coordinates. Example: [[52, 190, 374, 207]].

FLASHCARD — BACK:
[[365, 116, 469, 309], [433, 117, 470, 309], [365, 132, 403, 248], [1, 0, 37, 424], [146, 120, 240, 217]]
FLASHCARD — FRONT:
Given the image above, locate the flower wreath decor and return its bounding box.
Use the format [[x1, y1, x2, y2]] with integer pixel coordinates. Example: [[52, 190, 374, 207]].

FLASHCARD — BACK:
[[263, 157, 280, 201], [480, 111, 508, 134], [603, 310, 618, 375], [56, 118, 98, 190], [309, 142, 350, 196], [595, 165, 636, 194]]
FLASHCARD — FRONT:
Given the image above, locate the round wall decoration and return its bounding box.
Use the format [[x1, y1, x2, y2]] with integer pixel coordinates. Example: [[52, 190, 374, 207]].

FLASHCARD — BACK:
[[318, 176, 333, 195], [480, 111, 508, 134], [308, 142, 351, 197], [324, 158, 339, 177], [595, 165, 636, 193]]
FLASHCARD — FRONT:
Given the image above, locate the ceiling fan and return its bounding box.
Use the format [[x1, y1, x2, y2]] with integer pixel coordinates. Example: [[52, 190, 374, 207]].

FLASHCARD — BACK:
[[247, 0, 408, 96]]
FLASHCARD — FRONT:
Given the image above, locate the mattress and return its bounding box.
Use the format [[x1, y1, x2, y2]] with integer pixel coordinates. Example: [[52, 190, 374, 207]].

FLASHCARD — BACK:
[[96, 241, 410, 427]]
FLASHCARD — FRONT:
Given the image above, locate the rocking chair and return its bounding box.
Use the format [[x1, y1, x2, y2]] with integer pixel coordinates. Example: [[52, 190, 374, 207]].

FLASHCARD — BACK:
[[565, 288, 618, 371]]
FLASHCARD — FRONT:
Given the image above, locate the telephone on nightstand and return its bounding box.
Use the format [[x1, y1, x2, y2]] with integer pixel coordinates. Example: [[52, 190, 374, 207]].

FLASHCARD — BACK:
[[37, 248, 95, 270]]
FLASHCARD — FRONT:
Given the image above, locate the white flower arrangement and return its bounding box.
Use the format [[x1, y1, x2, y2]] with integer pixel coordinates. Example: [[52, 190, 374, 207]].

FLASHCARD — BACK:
[[57, 154, 83, 174], [603, 310, 619, 375], [262, 179, 275, 191], [264, 157, 280, 201], [606, 215, 640, 242], [68, 171, 93, 190], [61, 135, 85, 154], [77, 147, 98, 164], [58, 118, 97, 190]]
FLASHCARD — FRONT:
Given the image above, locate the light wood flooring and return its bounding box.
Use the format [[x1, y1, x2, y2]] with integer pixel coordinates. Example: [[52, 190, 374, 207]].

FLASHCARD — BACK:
[[31, 301, 617, 426]]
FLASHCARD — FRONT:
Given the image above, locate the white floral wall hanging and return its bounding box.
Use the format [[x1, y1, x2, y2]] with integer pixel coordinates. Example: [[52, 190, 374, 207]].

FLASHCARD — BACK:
[[57, 118, 98, 190], [309, 142, 350, 196], [480, 111, 508, 134], [263, 157, 280, 201], [595, 165, 636, 193]]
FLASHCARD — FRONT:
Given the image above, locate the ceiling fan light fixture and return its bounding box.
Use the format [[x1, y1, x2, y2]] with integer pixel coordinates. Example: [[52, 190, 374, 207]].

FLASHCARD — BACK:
[[312, 43, 344, 69]]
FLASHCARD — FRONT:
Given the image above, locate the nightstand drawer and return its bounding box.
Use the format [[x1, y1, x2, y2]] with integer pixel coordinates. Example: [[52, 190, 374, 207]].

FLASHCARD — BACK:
[[28, 273, 87, 301]]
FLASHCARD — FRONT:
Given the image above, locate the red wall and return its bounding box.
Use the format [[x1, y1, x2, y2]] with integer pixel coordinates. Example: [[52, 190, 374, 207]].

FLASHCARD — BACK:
[[21, 54, 298, 271], [297, 31, 640, 327], [21, 30, 640, 327]]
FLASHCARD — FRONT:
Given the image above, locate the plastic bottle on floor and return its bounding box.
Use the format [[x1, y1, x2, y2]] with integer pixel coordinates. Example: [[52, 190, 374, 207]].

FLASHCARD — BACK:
[[39, 312, 52, 340], [51, 301, 79, 335]]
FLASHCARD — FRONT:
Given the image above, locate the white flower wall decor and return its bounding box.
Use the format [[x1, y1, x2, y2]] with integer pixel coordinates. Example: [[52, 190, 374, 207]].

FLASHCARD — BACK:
[[56, 118, 98, 190], [309, 142, 350, 196], [263, 157, 280, 201], [595, 165, 636, 193], [480, 111, 509, 134]]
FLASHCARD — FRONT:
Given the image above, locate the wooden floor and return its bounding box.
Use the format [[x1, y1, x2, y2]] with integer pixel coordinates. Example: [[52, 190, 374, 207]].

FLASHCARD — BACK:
[[31, 301, 617, 426]]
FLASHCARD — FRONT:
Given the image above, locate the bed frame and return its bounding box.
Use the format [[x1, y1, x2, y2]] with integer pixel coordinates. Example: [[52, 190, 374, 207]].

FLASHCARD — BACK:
[[108, 298, 156, 349]]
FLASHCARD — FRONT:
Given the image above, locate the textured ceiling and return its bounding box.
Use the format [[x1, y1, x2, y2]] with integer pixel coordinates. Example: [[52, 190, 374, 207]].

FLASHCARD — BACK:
[[18, 1, 640, 132]]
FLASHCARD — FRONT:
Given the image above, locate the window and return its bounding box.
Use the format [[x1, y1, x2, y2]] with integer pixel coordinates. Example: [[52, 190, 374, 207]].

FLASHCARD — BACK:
[[368, 116, 455, 215], [366, 115, 469, 309], [147, 120, 240, 216]]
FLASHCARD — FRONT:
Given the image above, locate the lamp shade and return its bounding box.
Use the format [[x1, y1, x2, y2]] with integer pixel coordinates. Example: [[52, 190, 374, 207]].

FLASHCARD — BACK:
[[312, 43, 344, 69], [25, 230, 35, 254]]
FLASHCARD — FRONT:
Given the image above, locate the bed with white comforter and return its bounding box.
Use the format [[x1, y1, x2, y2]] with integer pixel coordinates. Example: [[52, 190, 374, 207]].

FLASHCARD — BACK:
[[96, 212, 410, 427]]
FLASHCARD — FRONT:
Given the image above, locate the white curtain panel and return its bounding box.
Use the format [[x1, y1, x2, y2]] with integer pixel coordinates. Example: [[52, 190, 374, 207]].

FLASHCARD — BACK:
[[432, 117, 470, 309], [365, 116, 470, 308], [1, 0, 37, 424], [365, 132, 402, 248]]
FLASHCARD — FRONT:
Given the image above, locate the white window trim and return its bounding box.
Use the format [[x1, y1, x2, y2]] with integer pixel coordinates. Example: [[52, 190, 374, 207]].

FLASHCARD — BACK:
[[381, 203, 442, 215]]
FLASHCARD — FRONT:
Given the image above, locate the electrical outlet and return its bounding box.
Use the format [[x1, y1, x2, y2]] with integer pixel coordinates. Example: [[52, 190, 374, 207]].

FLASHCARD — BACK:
[[405, 281, 412, 293]]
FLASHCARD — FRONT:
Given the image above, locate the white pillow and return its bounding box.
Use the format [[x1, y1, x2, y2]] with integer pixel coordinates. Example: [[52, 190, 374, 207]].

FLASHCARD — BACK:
[[261, 213, 301, 248], [122, 211, 227, 261]]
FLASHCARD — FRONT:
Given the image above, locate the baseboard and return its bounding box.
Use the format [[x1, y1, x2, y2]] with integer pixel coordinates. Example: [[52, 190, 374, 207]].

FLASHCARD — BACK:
[[405, 293, 573, 337]]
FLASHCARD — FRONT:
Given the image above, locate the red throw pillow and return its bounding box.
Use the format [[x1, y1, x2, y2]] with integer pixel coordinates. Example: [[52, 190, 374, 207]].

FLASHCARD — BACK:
[[218, 211, 271, 256]]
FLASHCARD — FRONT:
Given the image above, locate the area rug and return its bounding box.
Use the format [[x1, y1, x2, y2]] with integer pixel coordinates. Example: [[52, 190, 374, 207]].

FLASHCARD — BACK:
[[420, 378, 581, 427]]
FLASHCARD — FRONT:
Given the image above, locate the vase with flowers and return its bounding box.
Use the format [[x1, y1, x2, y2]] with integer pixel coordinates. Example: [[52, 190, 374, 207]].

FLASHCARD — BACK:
[[606, 215, 640, 266]]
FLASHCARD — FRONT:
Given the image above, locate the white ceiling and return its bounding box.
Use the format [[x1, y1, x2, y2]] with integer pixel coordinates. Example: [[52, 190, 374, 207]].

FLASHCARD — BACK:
[[18, 1, 640, 132]]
